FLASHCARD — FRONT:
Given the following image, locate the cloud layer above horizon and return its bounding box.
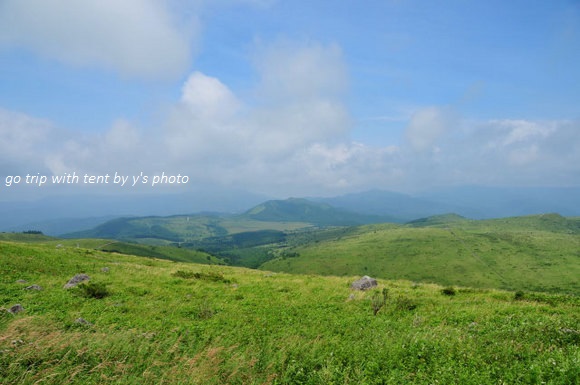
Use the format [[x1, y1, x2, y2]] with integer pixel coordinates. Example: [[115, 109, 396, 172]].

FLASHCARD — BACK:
[[0, 0, 579, 199]]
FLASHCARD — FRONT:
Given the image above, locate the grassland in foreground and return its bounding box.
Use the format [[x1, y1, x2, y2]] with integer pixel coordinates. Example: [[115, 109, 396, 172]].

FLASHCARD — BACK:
[[1, 240, 579, 384]]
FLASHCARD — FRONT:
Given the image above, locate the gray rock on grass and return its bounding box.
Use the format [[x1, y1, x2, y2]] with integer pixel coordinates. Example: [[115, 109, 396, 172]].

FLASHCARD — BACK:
[[25, 285, 43, 291], [8, 304, 24, 314], [351, 275, 378, 290], [64, 274, 90, 289]]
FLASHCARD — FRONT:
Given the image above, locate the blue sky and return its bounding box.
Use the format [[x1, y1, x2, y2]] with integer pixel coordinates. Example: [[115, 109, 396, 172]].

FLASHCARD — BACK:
[[0, 0, 579, 200]]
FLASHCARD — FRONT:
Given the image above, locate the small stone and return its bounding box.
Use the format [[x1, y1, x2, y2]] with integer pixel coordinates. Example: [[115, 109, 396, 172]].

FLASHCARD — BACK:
[[8, 304, 24, 314], [16, 280, 28, 284], [101, 267, 110, 273], [74, 318, 93, 326], [25, 285, 43, 291], [64, 274, 90, 289]]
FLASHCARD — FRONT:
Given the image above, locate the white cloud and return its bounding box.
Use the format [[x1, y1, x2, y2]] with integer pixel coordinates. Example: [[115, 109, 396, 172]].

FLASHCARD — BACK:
[[418, 118, 580, 188], [2, 101, 580, 197], [0, 0, 197, 78], [405, 106, 458, 152], [180, 72, 241, 119], [489, 119, 557, 146], [0, 108, 54, 174], [164, 40, 351, 165]]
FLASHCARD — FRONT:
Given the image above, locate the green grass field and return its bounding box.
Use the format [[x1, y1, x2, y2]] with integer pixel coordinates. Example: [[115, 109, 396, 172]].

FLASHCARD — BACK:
[[1, 240, 579, 384], [261, 215, 580, 295]]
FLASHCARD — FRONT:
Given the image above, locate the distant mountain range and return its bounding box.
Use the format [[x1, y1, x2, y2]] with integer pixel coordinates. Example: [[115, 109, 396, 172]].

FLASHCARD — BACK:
[[313, 186, 580, 221], [2, 185, 579, 236]]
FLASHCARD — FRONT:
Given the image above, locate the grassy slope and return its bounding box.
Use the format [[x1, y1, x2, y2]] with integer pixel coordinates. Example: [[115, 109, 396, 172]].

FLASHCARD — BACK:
[[53, 238, 223, 265], [0, 234, 222, 265], [0, 233, 55, 243], [1, 241, 579, 384], [261, 215, 580, 295]]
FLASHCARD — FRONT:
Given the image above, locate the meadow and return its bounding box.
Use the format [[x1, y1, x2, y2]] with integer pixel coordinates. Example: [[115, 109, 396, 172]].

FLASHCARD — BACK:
[[262, 214, 580, 295], [1, 239, 579, 384]]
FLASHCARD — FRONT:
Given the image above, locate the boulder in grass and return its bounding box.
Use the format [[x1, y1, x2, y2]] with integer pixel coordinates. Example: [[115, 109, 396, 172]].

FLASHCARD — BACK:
[[25, 285, 43, 291], [8, 304, 24, 314], [351, 275, 378, 291], [63, 274, 90, 289]]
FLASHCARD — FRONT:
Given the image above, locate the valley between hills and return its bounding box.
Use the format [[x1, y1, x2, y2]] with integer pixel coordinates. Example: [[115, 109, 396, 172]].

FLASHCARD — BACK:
[[54, 198, 580, 295]]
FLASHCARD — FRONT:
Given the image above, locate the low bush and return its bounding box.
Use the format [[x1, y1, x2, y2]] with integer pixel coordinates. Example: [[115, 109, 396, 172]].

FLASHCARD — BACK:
[[371, 288, 389, 315], [441, 286, 456, 296], [172, 270, 231, 283], [79, 282, 110, 299]]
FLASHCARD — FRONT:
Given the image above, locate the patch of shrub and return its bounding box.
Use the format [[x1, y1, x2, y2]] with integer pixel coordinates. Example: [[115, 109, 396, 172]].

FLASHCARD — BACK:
[[172, 270, 231, 283], [441, 286, 456, 296], [371, 288, 389, 316], [514, 290, 525, 301], [394, 295, 417, 311], [197, 300, 215, 320], [173, 270, 196, 279], [79, 282, 110, 299]]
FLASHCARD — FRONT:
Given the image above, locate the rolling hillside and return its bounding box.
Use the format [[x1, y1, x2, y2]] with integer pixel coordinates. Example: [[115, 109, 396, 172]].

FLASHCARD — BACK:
[[57, 200, 580, 295], [63, 198, 391, 243], [261, 214, 580, 295], [0, 233, 222, 265], [1, 240, 578, 384], [63, 212, 313, 244]]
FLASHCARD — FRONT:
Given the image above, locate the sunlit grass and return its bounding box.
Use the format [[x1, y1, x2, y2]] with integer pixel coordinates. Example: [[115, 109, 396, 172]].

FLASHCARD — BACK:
[[1, 240, 578, 384]]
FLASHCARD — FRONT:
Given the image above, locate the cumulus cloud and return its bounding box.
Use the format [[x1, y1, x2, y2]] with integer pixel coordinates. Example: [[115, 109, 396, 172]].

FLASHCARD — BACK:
[[180, 72, 241, 119], [164, 40, 351, 166], [0, 0, 196, 78]]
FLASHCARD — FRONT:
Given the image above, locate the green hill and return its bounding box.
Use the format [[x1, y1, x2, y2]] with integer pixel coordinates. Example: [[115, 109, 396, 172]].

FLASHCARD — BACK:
[[1, 240, 578, 384], [0, 232, 56, 243], [242, 197, 394, 225], [64, 213, 313, 243], [63, 198, 394, 244], [261, 214, 580, 295], [0, 233, 222, 265]]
